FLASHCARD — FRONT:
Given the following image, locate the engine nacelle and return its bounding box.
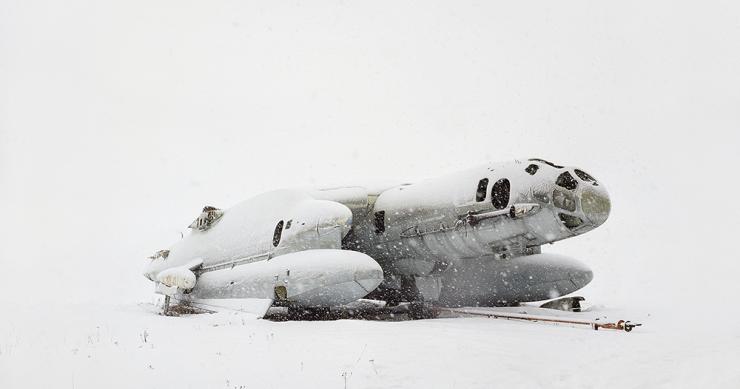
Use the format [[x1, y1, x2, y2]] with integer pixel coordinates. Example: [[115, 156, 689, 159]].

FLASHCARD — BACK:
[[439, 253, 593, 306], [151, 259, 203, 296], [190, 249, 383, 307], [156, 266, 197, 290]]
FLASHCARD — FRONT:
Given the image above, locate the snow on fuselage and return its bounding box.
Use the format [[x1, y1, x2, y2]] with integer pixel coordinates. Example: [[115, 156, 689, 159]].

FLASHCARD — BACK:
[[144, 158, 610, 308], [144, 190, 384, 307], [347, 159, 610, 266], [341, 158, 609, 305]]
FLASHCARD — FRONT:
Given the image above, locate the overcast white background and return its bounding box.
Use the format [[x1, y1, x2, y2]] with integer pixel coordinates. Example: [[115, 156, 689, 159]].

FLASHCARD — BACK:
[[1, 1, 740, 386]]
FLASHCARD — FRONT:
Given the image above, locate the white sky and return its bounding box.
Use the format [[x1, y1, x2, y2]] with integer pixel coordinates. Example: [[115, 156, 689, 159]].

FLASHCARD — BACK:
[[1, 1, 739, 306]]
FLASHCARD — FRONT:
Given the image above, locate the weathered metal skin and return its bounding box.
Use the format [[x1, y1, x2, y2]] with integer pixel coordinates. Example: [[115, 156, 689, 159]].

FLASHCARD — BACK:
[[143, 190, 381, 309], [345, 161, 607, 259], [190, 250, 383, 307], [341, 159, 609, 305], [437, 253, 594, 307]]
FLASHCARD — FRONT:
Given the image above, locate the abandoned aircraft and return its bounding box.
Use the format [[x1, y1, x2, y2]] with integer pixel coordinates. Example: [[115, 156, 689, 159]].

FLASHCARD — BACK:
[[144, 158, 611, 319]]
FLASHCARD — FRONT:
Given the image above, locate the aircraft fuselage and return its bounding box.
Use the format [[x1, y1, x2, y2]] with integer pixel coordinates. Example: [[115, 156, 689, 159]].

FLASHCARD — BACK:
[[144, 158, 610, 311]]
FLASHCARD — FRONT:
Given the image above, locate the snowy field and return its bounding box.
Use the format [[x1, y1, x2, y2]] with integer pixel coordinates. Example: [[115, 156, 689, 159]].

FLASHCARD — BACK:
[[2, 1, 740, 388], [3, 301, 738, 389]]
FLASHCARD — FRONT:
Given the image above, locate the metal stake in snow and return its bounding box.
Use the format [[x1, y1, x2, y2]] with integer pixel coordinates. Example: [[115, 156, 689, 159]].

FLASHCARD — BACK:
[[440, 308, 642, 332]]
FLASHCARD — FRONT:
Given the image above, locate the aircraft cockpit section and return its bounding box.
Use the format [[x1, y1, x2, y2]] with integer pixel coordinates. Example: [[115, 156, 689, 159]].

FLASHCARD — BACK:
[[522, 158, 610, 238]]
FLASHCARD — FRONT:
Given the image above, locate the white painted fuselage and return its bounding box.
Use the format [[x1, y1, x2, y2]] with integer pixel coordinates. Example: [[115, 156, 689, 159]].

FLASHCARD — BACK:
[[144, 158, 610, 310]]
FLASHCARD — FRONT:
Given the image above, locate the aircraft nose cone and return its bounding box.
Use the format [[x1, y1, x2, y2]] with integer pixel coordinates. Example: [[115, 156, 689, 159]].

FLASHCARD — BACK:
[[581, 187, 611, 227]]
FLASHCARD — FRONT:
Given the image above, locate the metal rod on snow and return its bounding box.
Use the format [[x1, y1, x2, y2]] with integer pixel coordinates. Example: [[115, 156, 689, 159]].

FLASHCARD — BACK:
[[440, 308, 642, 332]]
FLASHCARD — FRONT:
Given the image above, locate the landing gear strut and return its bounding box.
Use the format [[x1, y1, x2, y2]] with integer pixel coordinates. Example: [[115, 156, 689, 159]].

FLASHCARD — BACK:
[[365, 275, 440, 319], [401, 276, 438, 320], [162, 295, 171, 316]]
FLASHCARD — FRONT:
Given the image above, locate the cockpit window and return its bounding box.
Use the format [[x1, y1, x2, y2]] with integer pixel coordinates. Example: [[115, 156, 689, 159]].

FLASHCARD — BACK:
[[525, 164, 539, 175], [559, 213, 583, 230], [491, 178, 510, 210], [556, 172, 578, 190], [475, 178, 489, 202], [574, 169, 598, 185], [553, 189, 577, 212], [533, 191, 550, 204], [528, 158, 563, 169]]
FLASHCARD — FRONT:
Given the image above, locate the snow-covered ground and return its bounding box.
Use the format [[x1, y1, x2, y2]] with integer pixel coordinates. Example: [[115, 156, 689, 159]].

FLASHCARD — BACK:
[[2, 300, 737, 389], [3, 0, 740, 387]]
